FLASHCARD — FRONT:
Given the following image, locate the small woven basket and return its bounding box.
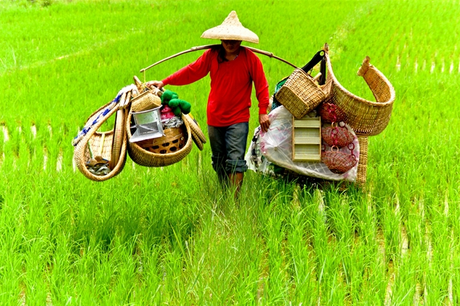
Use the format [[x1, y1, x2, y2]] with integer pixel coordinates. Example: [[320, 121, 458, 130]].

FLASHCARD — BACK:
[[275, 68, 332, 119], [73, 102, 128, 181], [130, 88, 162, 112], [126, 113, 192, 167], [326, 54, 395, 136]]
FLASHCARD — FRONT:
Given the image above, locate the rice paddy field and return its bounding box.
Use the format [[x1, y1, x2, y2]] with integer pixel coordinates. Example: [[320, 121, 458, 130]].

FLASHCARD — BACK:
[[0, 0, 459, 304]]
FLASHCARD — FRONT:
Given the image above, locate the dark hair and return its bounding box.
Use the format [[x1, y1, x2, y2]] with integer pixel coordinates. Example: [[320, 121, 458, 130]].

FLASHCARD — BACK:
[[211, 44, 228, 63]]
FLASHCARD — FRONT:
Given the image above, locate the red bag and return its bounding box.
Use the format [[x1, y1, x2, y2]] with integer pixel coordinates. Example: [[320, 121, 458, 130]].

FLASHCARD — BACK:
[[318, 102, 346, 123], [321, 150, 357, 174], [321, 125, 355, 147]]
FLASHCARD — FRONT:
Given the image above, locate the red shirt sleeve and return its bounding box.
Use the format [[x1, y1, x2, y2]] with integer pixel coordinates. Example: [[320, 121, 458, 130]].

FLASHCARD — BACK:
[[162, 50, 212, 86], [247, 50, 270, 115]]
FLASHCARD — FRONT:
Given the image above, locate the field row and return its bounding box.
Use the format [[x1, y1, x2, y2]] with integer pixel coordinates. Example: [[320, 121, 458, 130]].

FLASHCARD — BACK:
[[396, 56, 460, 74]]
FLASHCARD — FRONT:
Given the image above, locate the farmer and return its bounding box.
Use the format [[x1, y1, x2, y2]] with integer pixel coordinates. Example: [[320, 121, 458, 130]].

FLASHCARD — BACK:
[[146, 11, 270, 193]]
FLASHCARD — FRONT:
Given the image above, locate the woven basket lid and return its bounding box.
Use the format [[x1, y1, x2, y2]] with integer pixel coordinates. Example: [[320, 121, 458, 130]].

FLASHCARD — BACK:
[[201, 11, 259, 44]]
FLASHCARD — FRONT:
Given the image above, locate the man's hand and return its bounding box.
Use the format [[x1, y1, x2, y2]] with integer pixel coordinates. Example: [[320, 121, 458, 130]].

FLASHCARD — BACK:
[[145, 80, 164, 89], [259, 113, 270, 132]]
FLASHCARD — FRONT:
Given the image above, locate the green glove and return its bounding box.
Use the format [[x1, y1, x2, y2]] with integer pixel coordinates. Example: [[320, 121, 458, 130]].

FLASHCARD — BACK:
[[160, 90, 191, 115], [169, 99, 191, 115], [178, 100, 191, 114], [168, 98, 180, 108], [172, 107, 182, 116], [161, 90, 178, 105]]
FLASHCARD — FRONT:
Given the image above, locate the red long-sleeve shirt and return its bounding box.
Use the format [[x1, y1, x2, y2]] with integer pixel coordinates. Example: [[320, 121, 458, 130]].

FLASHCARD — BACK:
[[162, 47, 269, 127]]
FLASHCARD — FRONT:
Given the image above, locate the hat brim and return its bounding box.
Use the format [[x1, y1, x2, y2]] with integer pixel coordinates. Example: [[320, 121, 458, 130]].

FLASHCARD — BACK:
[[201, 25, 259, 44]]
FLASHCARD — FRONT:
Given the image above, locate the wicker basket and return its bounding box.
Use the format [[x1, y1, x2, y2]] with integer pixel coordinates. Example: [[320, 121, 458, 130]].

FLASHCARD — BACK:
[[275, 68, 332, 119], [73, 102, 128, 181], [326, 54, 395, 136], [126, 112, 192, 167]]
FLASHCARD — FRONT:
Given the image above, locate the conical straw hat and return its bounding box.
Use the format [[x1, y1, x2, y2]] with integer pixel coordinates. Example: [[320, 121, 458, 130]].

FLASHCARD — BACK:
[[201, 11, 259, 44]]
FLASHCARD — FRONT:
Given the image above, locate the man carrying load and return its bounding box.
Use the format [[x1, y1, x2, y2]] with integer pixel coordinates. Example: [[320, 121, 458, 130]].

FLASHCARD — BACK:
[[147, 11, 270, 194]]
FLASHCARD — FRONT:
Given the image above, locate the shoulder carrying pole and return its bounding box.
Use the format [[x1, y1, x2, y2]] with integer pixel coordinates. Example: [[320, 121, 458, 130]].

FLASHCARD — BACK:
[[140, 44, 298, 73]]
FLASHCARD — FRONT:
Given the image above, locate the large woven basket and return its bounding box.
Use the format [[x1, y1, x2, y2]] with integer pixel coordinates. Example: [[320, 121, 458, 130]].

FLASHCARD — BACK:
[[126, 112, 192, 167], [73, 102, 128, 181], [275, 68, 332, 119], [326, 54, 395, 136]]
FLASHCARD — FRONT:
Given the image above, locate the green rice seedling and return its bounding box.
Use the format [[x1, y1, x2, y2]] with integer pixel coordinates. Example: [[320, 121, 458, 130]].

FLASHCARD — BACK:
[[0, 122, 4, 162], [284, 198, 318, 304], [423, 203, 454, 304], [0, 123, 20, 170], [0, 175, 26, 305]]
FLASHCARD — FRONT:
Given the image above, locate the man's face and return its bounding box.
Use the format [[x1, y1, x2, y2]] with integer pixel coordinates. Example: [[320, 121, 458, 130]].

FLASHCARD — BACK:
[[221, 40, 242, 53]]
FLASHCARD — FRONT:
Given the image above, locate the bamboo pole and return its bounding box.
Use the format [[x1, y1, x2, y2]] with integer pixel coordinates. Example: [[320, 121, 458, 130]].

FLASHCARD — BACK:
[[140, 44, 298, 73]]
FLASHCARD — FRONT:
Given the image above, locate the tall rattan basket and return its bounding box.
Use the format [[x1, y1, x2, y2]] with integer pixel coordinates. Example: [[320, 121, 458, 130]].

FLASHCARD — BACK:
[[73, 101, 128, 181], [356, 135, 368, 186]]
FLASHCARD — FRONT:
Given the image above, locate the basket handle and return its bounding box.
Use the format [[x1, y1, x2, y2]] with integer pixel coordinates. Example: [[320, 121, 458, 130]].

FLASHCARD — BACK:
[[300, 50, 327, 85], [300, 50, 325, 73]]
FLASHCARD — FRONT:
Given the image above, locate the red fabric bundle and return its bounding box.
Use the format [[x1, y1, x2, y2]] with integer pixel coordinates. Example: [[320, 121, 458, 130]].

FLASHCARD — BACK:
[[321, 126, 355, 147]]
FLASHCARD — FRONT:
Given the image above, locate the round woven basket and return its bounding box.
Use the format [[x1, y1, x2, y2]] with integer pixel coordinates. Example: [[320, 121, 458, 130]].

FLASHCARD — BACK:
[[126, 113, 192, 167], [73, 102, 128, 181], [326, 54, 395, 136], [136, 127, 186, 154]]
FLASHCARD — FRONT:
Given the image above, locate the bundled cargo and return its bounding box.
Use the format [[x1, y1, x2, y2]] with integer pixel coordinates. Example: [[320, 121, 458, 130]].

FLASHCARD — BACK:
[[247, 45, 395, 185], [73, 78, 206, 181]]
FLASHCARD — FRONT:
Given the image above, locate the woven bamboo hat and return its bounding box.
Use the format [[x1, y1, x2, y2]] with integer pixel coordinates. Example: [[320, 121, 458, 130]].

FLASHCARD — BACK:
[[201, 11, 259, 44]]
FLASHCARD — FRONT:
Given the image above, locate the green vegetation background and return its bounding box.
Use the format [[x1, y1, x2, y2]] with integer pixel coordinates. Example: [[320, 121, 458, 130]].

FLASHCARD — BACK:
[[0, 0, 459, 304]]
